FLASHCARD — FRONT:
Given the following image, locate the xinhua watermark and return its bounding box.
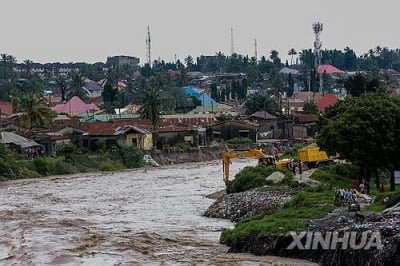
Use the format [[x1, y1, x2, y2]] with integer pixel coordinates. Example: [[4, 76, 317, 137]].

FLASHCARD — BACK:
[[286, 231, 383, 250]]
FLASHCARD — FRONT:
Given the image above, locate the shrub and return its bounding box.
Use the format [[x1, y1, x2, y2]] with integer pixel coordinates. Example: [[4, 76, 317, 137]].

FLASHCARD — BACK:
[[58, 143, 81, 163], [115, 145, 145, 168], [22, 170, 41, 179], [33, 157, 49, 175], [99, 161, 125, 171], [174, 142, 190, 150], [319, 163, 359, 180], [227, 164, 291, 193]]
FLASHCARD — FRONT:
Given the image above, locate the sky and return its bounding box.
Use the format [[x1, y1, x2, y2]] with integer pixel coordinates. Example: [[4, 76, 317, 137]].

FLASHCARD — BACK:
[[1, 0, 400, 65]]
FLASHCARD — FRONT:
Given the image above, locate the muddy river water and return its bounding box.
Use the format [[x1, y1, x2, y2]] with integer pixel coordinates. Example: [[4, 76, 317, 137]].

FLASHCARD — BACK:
[[0, 159, 316, 265]]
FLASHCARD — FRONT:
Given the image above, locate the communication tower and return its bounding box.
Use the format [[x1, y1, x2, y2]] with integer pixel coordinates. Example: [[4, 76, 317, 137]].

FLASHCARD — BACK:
[[312, 21, 323, 93], [146, 25, 151, 65]]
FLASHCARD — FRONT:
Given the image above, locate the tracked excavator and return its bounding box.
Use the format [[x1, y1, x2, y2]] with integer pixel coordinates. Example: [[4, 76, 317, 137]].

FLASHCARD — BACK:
[[222, 149, 292, 185]]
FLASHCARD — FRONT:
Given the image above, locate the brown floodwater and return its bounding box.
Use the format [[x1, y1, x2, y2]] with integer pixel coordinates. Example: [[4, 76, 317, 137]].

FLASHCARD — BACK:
[[0, 159, 316, 265]]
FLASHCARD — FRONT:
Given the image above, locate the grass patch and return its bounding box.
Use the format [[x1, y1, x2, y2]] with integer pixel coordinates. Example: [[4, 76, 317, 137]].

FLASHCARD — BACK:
[[221, 205, 334, 245], [366, 190, 400, 212], [220, 162, 360, 246]]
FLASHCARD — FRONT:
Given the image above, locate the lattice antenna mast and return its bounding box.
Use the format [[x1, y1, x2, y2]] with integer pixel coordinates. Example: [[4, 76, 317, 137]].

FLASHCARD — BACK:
[[146, 25, 151, 65], [312, 21, 323, 94], [254, 38, 258, 60], [230, 27, 235, 55]]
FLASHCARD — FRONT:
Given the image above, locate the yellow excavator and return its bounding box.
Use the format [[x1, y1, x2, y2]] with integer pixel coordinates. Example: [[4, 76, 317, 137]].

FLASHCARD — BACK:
[[222, 149, 292, 185]]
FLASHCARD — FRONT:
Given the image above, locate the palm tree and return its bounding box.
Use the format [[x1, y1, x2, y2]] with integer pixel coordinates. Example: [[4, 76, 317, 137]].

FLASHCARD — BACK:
[[67, 72, 88, 100], [56, 76, 68, 102], [23, 59, 34, 79], [138, 87, 163, 148], [288, 48, 297, 66], [12, 93, 57, 129]]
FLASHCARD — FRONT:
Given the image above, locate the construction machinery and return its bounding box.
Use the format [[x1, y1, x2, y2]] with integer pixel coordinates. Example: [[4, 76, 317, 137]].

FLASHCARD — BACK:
[[222, 149, 289, 185], [297, 146, 336, 168]]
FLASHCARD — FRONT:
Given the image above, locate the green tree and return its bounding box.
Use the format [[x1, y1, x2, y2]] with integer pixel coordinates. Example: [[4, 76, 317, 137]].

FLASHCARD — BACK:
[[210, 83, 219, 102], [344, 73, 385, 97], [244, 92, 279, 115], [270, 50, 281, 69], [317, 94, 400, 191], [138, 87, 163, 148], [302, 102, 319, 115], [67, 72, 88, 100], [12, 93, 57, 129], [288, 48, 297, 66]]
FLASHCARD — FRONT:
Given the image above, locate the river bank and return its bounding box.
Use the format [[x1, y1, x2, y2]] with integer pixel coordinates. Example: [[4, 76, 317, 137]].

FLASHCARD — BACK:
[[205, 164, 400, 266], [226, 203, 400, 265]]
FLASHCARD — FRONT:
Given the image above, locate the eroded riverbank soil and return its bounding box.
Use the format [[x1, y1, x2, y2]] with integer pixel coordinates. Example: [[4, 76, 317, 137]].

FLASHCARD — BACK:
[[227, 204, 400, 266]]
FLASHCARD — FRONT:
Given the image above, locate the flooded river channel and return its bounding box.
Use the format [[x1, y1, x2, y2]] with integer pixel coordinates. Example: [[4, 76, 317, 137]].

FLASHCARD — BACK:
[[0, 159, 315, 265]]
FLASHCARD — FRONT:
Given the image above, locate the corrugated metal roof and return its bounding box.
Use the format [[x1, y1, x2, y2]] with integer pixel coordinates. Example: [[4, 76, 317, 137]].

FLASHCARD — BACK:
[[0, 132, 41, 148]]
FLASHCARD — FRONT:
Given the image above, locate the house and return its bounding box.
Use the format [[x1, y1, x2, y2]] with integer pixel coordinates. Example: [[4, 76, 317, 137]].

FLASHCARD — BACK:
[[208, 120, 259, 143], [79, 121, 153, 151], [247, 111, 278, 138], [291, 113, 319, 139], [0, 131, 42, 155], [84, 79, 104, 98], [0, 102, 13, 117], [317, 93, 338, 113], [52, 96, 100, 116], [317, 64, 345, 74]]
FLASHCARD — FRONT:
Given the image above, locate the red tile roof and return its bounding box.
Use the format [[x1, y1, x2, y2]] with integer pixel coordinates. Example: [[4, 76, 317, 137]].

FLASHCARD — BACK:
[[317, 93, 338, 112], [0, 102, 13, 116], [317, 64, 345, 74]]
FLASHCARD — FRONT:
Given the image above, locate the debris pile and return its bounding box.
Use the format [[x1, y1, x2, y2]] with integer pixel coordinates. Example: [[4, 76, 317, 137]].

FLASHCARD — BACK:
[[204, 187, 293, 222]]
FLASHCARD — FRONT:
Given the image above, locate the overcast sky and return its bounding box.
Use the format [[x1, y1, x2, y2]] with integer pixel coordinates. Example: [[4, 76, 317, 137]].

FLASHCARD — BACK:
[[2, 0, 399, 64]]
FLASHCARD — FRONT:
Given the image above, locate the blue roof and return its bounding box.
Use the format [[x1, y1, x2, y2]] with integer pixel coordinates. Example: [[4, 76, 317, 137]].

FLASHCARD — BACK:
[[183, 86, 218, 107]]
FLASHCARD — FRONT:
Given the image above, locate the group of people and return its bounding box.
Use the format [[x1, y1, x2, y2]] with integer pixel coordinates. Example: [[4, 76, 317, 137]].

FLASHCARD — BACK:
[[335, 188, 358, 206], [353, 178, 385, 194]]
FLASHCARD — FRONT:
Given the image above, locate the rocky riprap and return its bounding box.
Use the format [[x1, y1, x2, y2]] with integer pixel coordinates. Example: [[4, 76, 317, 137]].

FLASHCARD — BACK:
[[204, 187, 294, 222], [227, 202, 400, 266]]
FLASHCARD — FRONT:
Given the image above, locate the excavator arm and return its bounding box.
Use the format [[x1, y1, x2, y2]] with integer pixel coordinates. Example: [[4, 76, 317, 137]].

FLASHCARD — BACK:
[[222, 149, 271, 185]]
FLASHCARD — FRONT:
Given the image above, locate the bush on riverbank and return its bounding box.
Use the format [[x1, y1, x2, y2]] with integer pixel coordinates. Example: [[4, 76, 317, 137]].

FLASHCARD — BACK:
[[226, 164, 296, 194], [220, 165, 354, 245], [0, 143, 145, 180]]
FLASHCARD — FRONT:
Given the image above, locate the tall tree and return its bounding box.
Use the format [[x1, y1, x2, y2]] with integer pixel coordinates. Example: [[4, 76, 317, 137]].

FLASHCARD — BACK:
[[67, 72, 88, 100], [138, 87, 163, 148], [12, 93, 56, 129], [244, 92, 279, 115], [317, 94, 400, 191], [288, 48, 297, 66]]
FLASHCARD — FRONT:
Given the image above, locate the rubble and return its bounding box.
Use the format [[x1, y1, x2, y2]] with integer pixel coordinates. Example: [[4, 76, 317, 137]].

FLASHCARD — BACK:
[[204, 187, 294, 222], [227, 202, 400, 265]]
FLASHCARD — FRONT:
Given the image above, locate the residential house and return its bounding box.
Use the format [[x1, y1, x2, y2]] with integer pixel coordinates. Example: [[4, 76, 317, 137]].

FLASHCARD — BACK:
[[0, 131, 42, 156], [208, 120, 259, 143], [317, 93, 338, 113], [247, 111, 278, 138], [79, 121, 153, 151], [52, 96, 100, 117], [291, 113, 319, 139], [0, 102, 13, 117]]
